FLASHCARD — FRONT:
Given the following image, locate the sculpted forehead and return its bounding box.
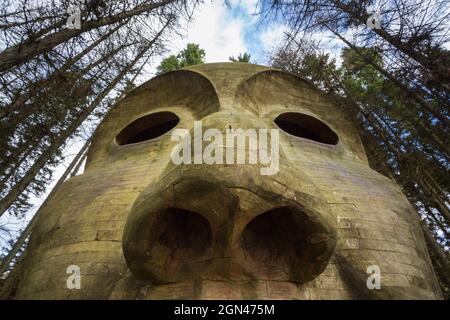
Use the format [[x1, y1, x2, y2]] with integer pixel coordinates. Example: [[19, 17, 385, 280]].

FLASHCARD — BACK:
[[86, 63, 366, 169]]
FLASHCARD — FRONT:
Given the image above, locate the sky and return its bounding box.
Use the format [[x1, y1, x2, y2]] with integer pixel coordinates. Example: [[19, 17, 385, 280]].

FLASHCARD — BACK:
[[146, 0, 286, 74], [140, 0, 345, 79]]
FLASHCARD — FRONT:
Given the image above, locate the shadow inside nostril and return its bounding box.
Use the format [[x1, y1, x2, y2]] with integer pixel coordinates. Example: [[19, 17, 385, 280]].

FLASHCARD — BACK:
[[157, 207, 212, 255], [123, 205, 215, 282], [239, 205, 335, 283], [241, 206, 304, 260]]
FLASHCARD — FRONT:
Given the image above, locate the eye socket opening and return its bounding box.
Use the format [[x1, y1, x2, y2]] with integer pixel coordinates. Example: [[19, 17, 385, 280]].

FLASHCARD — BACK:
[[116, 111, 179, 145], [274, 112, 338, 145]]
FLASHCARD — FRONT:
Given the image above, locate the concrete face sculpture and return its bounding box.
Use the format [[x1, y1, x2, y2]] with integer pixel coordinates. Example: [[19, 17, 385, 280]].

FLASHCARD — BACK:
[[3, 63, 442, 299]]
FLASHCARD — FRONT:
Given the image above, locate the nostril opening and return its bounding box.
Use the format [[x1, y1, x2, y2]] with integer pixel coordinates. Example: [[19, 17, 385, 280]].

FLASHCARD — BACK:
[[157, 208, 212, 256], [239, 205, 335, 283], [123, 206, 214, 282], [241, 206, 304, 260]]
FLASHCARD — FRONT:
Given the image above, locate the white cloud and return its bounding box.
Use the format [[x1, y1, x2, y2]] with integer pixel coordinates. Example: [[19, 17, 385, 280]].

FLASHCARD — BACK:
[[229, 0, 259, 14], [166, 2, 248, 63], [181, 2, 247, 62], [259, 24, 288, 53], [309, 30, 344, 67], [143, 2, 249, 78]]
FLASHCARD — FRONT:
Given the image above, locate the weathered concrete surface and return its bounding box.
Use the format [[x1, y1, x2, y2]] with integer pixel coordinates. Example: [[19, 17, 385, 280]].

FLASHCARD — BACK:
[[1, 62, 442, 299]]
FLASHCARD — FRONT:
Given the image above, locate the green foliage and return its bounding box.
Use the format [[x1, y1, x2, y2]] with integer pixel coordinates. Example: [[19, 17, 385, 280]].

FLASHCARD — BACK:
[[229, 52, 251, 63], [178, 43, 206, 67], [157, 55, 180, 74], [157, 43, 206, 74], [341, 48, 385, 103]]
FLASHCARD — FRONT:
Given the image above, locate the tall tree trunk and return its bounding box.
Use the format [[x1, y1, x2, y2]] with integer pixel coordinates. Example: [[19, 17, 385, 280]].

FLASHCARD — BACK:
[[0, 0, 175, 72], [5, 41, 137, 128], [419, 197, 450, 238], [0, 139, 91, 277], [0, 21, 126, 120], [326, 26, 450, 129], [0, 146, 35, 192], [419, 175, 450, 223], [331, 0, 450, 85], [419, 219, 450, 286]]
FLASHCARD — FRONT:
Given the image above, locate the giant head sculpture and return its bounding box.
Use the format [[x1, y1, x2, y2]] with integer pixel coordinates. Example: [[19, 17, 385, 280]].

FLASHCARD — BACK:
[[4, 63, 442, 299]]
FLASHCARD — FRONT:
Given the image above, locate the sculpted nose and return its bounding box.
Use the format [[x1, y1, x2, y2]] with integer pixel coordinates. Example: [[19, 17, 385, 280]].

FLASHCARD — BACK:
[[123, 162, 337, 284], [123, 178, 237, 283]]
